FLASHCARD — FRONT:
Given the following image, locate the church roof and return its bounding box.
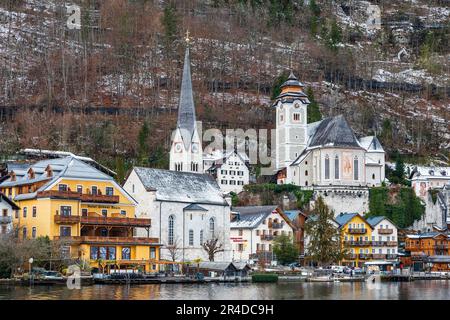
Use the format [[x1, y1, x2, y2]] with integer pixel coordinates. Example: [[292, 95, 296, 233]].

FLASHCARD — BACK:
[[280, 71, 305, 89], [133, 167, 227, 206], [308, 115, 362, 149], [359, 136, 384, 152], [184, 203, 208, 211], [177, 47, 197, 150]]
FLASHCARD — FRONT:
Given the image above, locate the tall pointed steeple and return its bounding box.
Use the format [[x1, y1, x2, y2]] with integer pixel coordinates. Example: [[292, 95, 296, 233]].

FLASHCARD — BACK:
[[177, 43, 196, 149]]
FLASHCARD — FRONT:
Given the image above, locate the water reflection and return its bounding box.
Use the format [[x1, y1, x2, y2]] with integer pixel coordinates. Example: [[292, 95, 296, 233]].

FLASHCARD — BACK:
[[1, 281, 450, 300]]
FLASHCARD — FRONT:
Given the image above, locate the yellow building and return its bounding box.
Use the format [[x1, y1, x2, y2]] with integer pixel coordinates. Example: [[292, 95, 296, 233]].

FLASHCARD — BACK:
[[0, 156, 161, 273], [335, 213, 373, 268]]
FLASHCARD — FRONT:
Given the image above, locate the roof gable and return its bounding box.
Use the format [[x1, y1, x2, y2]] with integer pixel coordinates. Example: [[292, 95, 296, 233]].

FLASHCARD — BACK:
[[308, 115, 362, 149]]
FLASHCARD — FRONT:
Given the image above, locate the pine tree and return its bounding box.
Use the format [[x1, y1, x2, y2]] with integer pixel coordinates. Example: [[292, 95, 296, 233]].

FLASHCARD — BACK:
[[306, 86, 322, 123], [161, 3, 178, 49], [393, 152, 406, 184], [304, 196, 346, 266], [327, 19, 342, 51], [137, 121, 150, 166], [271, 71, 289, 100]]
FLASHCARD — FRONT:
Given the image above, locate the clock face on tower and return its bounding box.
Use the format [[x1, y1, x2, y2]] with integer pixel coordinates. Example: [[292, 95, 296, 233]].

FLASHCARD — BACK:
[[192, 143, 199, 153], [174, 143, 183, 153]]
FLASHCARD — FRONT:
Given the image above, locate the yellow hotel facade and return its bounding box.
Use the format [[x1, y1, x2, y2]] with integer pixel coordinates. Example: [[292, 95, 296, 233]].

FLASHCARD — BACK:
[[0, 157, 161, 273], [335, 213, 373, 268]]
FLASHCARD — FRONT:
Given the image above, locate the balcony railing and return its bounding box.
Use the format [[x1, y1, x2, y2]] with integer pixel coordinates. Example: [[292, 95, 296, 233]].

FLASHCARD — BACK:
[[343, 241, 371, 246], [54, 215, 80, 224], [54, 236, 159, 245], [271, 222, 284, 229], [386, 241, 398, 247], [0, 216, 12, 224], [386, 254, 397, 259], [81, 216, 151, 227], [260, 234, 274, 241], [348, 228, 367, 234], [372, 254, 386, 259], [358, 254, 372, 260], [378, 228, 393, 234], [250, 251, 274, 261], [346, 254, 357, 260], [434, 244, 449, 250], [38, 190, 119, 204]]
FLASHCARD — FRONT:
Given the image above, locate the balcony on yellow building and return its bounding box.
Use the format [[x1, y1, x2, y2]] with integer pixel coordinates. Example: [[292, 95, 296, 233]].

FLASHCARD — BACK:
[[343, 240, 371, 247], [347, 228, 367, 234], [54, 214, 151, 227], [37, 190, 119, 204], [358, 254, 372, 260]]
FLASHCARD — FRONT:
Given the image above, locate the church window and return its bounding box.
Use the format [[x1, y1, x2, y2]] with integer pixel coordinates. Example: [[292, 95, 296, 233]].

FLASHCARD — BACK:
[[305, 170, 308, 176], [280, 114, 284, 123], [168, 215, 175, 245], [354, 156, 359, 180], [189, 230, 194, 246], [305, 181, 308, 186], [293, 113, 300, 122], [209, 218, 215, 238], [372, 173, 375, 180], [200, 230, 204, 245], [334, 155, 339, 179], [325, 155, 330, 180]]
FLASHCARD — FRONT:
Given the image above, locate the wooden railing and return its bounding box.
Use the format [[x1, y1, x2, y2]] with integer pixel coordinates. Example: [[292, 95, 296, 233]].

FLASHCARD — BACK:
[[343, 241, 371, 246], [54, 215, 151, 227], [260, 234, 274, 241], [358, 254, 372, 260], [378, 228, 393, 234], [372, 254, 386, 259], [271, 222, 284, 229], [54, 236, 159, 245], [347, 228, 367, 234], [38, 190, 119, 203]]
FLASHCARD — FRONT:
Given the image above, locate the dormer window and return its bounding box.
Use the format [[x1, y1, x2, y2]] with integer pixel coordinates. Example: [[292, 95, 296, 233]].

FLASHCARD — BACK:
[[27, 168, 35, 180], [429, 170, 434, 175], [45, 165, 53, 177], [441, 171, 447, 176]]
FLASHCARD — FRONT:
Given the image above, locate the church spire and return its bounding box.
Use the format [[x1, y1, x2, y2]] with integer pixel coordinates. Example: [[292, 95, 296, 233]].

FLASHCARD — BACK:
[[177, 32, 196, 149]]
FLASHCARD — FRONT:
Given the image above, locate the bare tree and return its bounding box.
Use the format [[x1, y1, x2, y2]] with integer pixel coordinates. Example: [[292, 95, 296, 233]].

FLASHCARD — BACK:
[[166, 237, 182, 262], [201, 238, 224, 262]]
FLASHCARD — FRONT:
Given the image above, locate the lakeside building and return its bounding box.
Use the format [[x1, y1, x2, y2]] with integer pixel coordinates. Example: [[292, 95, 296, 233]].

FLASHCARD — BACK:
[[405, 232, 450, 271], [0, 192, 20, 235], [273, 72, 386, 215], [123, 167, 232, 262], [335, 213, 374, 268], [284, 210, 307, 257], [0, 157, 161, 273], [366, 216, 399, 261], [229, 205, 296, 264]]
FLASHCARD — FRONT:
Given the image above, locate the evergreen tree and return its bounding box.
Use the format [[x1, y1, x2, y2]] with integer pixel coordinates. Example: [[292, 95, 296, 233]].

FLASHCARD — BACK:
[[306, 86, 322, 123], [272, 234, 298, 265], [308, 0, 321, 36], [304, 196, 346, 266], [392, 152, 406, 185], [270, 71, 289, 100], [137, 121, 150, 166], [161, 3, 178, 48], [114, 156, 126, 184], [327, 19, 342, 51]]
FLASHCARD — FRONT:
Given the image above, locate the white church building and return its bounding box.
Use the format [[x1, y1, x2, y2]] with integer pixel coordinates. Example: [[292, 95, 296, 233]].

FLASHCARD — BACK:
[[274, 72, 386, 215]]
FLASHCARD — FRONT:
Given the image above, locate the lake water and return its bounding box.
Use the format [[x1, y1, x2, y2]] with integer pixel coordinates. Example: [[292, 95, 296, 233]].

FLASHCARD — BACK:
[[1, 281, 450, 300]]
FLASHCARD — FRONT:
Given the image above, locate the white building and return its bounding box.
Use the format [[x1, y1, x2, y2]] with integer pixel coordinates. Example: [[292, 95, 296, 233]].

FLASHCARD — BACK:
[[205, 151, 250, 194], [229, 205, 296, 264], [409, 166, 450, 198], [0, 192, 19, 235], [273, 72, 386, 215], [367, 216, 398, 261], [169, 46, 203, 174], [123, 167, 231, 262]]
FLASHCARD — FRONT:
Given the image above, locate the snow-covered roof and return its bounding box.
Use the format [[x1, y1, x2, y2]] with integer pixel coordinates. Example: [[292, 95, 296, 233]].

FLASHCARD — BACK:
[[409, 166, 450, 180], [133, 167, 227, 206], [0, 157, 113, 189], [308, 115, 362, 149], [230, 205, 278, 229], [359, 136, 384, 153]]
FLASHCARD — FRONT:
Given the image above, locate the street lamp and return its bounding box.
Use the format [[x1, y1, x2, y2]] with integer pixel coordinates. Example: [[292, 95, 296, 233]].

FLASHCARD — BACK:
[[28, 257, 34, 286]]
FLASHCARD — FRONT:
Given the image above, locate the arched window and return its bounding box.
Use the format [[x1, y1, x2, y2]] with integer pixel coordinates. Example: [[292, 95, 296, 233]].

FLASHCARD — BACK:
[[209, 218, 215, 238], [372, 173, 375, 180], [305, 170, 308, 176], [200, 230, 204, 245], [189, 229, 194, 246], [168, 215, 175, 245], [354, 156, 359, 180], [334, 155, 339, 179], [325, 155, 330, 180]]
